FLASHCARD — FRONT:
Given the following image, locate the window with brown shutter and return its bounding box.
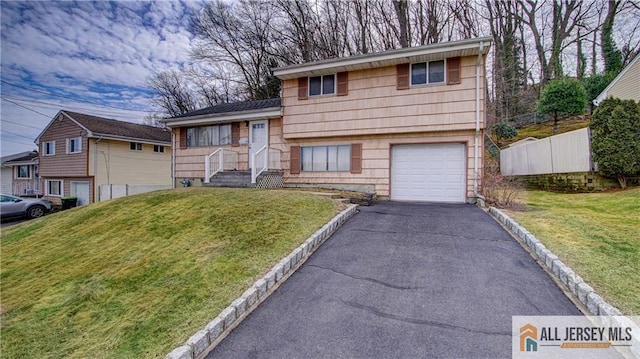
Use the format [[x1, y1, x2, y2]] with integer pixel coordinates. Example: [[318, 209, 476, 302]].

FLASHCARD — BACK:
[[298, 77, 308, 100], [179, 128, 187, 149], [337, 71, 348, 96], [231, 122, 240, 146], [290, 145, 301, 174], [447, 57, 461, 85], [350, 143, 362, 174], [396, 63, 410, 90]]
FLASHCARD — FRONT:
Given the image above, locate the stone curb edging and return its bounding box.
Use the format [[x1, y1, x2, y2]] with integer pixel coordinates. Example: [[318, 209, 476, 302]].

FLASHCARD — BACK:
[[488, 207, 640, 358], [488, 206, 622, 317], [166, 204, 359, 359]]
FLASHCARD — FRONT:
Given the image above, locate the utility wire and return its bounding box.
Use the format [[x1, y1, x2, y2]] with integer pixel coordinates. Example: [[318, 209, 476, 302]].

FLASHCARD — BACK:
[[0, 138, 36, 146], [0, 129, 35, 140], [1, 80, 146, 112], [1, 95, 148, 120], [0, 119, 43, 130], [1, 97, 52, 118]]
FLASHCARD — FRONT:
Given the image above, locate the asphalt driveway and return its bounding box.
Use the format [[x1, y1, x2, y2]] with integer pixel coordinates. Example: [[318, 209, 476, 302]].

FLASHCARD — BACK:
[[207, 202, 581, 358]]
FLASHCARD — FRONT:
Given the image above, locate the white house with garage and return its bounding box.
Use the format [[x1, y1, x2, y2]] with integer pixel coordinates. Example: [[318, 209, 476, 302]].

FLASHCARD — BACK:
[[163, 37, 491, 203]]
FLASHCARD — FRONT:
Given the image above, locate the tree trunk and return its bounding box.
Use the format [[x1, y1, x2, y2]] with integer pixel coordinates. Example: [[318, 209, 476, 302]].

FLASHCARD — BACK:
[[617, 175, 627, 189], [393, 0, 410, 48]]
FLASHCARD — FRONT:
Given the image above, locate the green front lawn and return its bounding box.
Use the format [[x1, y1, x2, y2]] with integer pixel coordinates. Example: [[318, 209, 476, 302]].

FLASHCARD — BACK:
[[504, 188, 640, 315], [1, 188, 338, 358]]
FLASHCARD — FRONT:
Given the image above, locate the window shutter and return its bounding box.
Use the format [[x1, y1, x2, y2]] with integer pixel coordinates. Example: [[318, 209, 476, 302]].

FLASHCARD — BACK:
[[65, 139, 70, 154], [447, 57, 461, 85], [231, 122, 240, 146], [298, 77, 308, 100], [396, 64, 410, 90], [337, 72, 348, 96], [350, 143, 362, 174], [290, 145, 301, 174], [179, 128, 187, 149]]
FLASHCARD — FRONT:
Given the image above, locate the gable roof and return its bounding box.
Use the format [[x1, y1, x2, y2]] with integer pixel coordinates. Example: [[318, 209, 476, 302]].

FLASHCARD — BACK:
[[594, 54, 640, 106], [163, 98, 282, 127], [35, 111, 171, 145], [273, 37, 492, 80], [2, 151, 38, 166]]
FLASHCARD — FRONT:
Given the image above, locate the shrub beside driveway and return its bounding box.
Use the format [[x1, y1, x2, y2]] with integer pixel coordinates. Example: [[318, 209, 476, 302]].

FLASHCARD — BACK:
[[504, 188, 640, 315], [0, 188, 338, 359]]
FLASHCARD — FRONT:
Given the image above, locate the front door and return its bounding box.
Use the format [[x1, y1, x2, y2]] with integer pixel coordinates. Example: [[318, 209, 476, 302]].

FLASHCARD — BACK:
[[249, 120, 268, 169], [70, 181, 90, 206]]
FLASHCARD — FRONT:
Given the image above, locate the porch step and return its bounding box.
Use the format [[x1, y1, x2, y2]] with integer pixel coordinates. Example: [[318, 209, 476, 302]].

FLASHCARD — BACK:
[[205, 171, 253, 188], [204, 170, 284, 189]]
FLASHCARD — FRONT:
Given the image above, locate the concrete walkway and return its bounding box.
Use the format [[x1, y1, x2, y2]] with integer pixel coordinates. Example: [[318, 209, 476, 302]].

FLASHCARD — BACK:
[[206, 202, 581, 358]]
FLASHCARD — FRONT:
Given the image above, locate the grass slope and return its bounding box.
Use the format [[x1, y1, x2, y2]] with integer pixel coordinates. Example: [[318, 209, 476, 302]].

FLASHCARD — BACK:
[[1, 188, 338, 358], [504, 188, 640, 315]]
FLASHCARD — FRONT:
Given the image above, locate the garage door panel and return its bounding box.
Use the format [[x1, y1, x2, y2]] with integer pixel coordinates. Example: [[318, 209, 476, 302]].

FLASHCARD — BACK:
[[391, 144, 465, 203]]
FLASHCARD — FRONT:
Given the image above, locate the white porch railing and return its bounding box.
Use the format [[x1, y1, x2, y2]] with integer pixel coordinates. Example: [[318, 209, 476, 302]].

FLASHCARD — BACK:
[[251, 145, 268, 184], [251, 147, 282, 184], [205, 149, 239, 183], [14, 180, 42, 196]]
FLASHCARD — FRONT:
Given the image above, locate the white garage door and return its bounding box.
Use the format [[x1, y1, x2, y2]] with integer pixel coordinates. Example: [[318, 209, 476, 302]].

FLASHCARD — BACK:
[[71, 181, 90, 206], [391, 143, 466, 203]]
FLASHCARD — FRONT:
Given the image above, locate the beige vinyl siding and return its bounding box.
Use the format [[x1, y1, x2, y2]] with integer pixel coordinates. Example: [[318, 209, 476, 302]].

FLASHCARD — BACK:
[[173, 118, 286, 180], [173, 124, 249, 179], [38, 116, 89, 177], [89, 139, 172, 191], [606, 58, 640, 102], [281, 56, 485, 139], [283, 130, 481, 199]]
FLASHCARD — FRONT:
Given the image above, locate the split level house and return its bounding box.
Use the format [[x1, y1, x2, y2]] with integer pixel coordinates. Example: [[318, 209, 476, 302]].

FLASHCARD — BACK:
[[163, 37, 492, 203], [35, 111, 172, 205], [1, 151, 40, 196]]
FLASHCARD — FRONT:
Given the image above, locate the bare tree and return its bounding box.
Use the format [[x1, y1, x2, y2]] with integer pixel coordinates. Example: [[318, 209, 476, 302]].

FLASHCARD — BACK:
[[192, 0, 280, 101], [485, 1, 528, 121], [518, 0, 593, 84], [147, 70, 198, 117]]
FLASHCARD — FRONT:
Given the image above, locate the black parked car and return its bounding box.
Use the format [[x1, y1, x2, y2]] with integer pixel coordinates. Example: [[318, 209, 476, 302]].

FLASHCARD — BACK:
[[0, 194, 52, 219]]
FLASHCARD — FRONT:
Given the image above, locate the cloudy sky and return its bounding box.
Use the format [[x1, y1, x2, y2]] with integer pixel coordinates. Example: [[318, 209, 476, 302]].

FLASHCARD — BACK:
[[0, 0, 204, 156]]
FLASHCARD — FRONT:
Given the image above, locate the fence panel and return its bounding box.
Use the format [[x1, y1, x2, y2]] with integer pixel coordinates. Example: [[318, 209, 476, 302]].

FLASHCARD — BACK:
[[500, 128, 591, 176], [99, 184, 172, 201]]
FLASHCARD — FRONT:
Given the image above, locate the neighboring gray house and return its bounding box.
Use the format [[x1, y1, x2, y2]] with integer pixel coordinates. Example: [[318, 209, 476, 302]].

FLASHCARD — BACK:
[[593, 54, 640, 105], [0, 151, 40, 196]]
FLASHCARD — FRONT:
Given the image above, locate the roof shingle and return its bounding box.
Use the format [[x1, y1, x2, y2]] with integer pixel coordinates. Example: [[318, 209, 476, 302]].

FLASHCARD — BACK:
[[63, 111, 171, 143], [172, 98, 281, 119]]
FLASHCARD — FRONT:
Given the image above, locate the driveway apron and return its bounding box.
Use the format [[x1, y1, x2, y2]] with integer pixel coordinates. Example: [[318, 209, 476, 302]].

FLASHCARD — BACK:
[[206, 202, 581, 359]]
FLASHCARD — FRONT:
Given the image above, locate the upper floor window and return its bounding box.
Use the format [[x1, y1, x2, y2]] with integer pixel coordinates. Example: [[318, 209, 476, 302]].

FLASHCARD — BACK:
[[411, 60, 445, 85], [16, 165, 31, 179], [186, 124, 231, 147], [67, 137, 82, 154], [301, 145, 350, 172], [43, 141, 55, 156], [309, 75, 335, 96], [153, 145, 165, 153], [130, 142, 143, 151]]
